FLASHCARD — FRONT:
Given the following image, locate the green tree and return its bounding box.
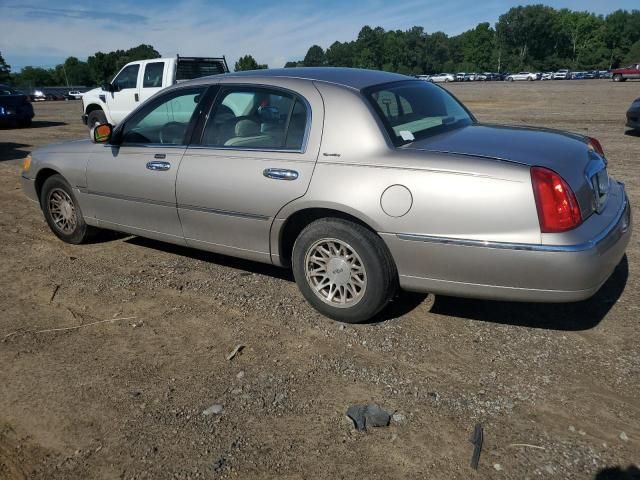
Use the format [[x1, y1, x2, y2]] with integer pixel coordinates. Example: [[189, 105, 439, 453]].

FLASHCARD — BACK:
[[0, 51, 10, 83], [303, 45, 326, 67], [234, 54, 267, 71], [624, 39, 640, 64]]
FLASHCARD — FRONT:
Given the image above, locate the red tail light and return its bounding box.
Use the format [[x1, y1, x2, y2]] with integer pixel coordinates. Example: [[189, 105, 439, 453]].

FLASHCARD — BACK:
[[531, 167, 582, 233], [587, 136, 604, 156]]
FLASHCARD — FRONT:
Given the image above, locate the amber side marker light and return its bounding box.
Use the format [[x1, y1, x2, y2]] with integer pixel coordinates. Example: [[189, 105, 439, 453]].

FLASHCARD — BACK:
[[22, 154, 31, 172]]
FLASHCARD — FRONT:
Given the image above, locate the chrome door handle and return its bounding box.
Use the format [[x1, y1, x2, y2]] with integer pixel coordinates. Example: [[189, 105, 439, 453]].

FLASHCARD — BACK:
[[146, 161, 171, 171], [263, 168, 298, 180]]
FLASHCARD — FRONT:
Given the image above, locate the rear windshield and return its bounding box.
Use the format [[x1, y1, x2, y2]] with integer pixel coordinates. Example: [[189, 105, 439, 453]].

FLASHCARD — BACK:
[[176, 58, 228, 81], [363, 80, 474, 146]]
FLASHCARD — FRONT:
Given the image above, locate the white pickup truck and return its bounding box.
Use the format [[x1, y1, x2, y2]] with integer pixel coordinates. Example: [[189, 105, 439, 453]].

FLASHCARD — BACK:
[[81, 56, 229, 127]]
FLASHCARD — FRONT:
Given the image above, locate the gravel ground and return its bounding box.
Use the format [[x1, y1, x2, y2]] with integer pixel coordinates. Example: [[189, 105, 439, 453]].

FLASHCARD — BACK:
[[0, 80, 639, 479]]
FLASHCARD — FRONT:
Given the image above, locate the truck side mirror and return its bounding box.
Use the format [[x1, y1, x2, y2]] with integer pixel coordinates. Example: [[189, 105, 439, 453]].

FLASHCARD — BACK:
[[101, 83, 115, 93], [91, 123, 113, 143]]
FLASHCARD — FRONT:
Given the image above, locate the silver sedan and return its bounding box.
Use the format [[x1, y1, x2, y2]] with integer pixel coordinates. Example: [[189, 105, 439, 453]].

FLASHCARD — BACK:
[[20, 68, 632, 323]]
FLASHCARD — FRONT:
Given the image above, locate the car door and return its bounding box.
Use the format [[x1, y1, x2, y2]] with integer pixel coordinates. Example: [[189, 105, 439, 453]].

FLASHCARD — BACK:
[[85, 85, 209, 244], [176, 81, 323, 263], [106, 63, 142, 124], [139, 61, 168, 104]]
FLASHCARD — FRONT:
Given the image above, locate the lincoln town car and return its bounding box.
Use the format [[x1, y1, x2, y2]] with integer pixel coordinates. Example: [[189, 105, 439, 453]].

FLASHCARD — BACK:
[[20, 68, 631, 323]]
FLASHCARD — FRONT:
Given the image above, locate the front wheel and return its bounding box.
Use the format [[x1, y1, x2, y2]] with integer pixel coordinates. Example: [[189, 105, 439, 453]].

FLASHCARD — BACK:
[[613, 74, 623, 82], [86, 110, 107, 128], [40, 174, 98, 244], [292, 218, 397, 323]]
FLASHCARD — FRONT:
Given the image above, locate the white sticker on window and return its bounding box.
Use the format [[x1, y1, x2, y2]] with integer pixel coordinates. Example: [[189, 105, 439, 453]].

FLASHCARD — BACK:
[[399, 130, 415, 141]]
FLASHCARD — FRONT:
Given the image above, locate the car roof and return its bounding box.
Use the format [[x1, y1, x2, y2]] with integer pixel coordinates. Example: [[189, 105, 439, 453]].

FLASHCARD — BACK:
[[194, 67, 413, 90]]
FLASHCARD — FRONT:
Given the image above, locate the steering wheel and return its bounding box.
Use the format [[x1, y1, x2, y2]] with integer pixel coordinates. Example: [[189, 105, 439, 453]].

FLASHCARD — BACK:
[[159, 122, 186, 144]]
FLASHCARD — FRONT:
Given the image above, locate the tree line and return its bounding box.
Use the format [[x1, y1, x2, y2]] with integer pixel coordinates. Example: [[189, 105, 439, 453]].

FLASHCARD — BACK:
[[1, 5, 639, 88], [1, 45, 161, 88], [284, 6, 640, 74]]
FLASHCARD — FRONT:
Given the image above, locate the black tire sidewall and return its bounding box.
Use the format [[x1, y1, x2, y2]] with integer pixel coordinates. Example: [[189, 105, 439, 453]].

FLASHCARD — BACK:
[[40, 175, 91, 244], [292, 218, 396, 323]]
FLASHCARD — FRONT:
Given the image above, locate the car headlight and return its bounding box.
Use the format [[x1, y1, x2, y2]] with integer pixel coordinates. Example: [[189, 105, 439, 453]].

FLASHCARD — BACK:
[[22, 154, 31, 173]]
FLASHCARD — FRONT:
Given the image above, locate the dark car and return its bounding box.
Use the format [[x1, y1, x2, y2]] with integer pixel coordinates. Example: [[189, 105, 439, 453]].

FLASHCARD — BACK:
[[627, 97, 640, 131], [0, 85, 34, 127]]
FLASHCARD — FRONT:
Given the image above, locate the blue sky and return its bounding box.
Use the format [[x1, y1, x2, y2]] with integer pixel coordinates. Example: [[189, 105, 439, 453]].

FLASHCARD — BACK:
[[0, 0, 636, 71]]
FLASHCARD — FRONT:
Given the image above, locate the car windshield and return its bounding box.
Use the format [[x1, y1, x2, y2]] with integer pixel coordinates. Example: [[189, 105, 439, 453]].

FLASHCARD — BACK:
[[364, 80, 474, 146]]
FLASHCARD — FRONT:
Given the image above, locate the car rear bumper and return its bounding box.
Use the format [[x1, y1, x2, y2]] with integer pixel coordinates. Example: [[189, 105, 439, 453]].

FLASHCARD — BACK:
[[382, 182, 631, 302]]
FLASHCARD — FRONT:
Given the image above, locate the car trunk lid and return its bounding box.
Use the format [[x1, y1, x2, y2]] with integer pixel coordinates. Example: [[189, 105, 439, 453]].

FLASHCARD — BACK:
[[402, 123, 608, 219]]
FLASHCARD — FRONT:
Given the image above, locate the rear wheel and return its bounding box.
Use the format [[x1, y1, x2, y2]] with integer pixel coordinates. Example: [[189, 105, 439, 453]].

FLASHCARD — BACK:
[[87, 110, 107, 128], [40, 175, 98, 244], [292, 218, 397, 323]]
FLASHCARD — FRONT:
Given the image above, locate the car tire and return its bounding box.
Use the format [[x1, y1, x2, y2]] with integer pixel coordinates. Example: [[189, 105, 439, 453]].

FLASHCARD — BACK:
[[87, 110, 107, 128], [40, 174, 97, 244], [20, 119, 32, 128], [508, 77, 514, 82], [444, 78, 449, 83], [292, 218, 397, 323], [613, 74, 622, 82]]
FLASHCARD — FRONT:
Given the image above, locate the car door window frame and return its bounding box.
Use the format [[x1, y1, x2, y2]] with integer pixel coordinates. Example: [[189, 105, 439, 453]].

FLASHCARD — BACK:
[[110, 85, 214, 148], [194, 84, 312, 154]]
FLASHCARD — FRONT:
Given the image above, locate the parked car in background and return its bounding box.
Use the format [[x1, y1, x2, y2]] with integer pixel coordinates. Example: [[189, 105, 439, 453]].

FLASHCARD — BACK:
[[571, 71, 586, 80], [82, 55, 229, 127], [584, 71, 598, 79], [67, 90, 84, 100], [627, 97, 640, 131], [20, 68, 631, 323], [553, 69, 571, 79], [429, 73, 455, 83], [30, 89, 46, 101], [541, 72, 553, 80], [0, 84, 34, 127], [465, 73, 477, 81], [599, 70, 612, 79], [611, 63, 640, 82], [456, 72, 466, 82], [476, 73, 488, 81], [415, 75, 431, 82], [506, 72, 539, 81]]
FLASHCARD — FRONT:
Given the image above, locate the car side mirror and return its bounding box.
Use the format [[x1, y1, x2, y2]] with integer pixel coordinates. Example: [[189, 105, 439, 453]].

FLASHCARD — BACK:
[[101, 83, 115, 93], [91, 123, 113, 143]]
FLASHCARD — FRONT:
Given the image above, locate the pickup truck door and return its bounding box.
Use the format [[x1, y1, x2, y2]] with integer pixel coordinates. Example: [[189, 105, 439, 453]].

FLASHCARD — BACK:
[[139, 60, 168, 104], [176, 82, 323, 263], [106, 63, 142, 124], [85, 85, 209, 244]]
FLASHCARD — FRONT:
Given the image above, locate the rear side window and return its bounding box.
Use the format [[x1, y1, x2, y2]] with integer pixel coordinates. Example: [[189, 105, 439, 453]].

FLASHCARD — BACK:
[[201, 87, 308, 151], [113, 64, 139, 90], [143, 62, 164, 88]]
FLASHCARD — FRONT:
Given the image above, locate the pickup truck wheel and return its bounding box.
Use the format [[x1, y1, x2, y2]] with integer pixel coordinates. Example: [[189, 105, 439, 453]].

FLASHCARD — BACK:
[[87, 110, 107, 128], [40, 175, 97, 244], [292, 218, 397, 323], [613, 74, 623, 82]]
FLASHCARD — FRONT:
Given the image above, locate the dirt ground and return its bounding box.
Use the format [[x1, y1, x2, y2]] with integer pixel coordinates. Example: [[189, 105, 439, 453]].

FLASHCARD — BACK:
[[0, 81, 639, 479]]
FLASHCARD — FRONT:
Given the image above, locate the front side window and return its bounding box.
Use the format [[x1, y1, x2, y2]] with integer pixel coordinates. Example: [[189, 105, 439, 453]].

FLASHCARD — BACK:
[[120, 87, 205, 145], [143, 62, 165, 88], [364, 80, 473, 146], [201, 87, 308, 150], [113, 64, 140, 90]]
